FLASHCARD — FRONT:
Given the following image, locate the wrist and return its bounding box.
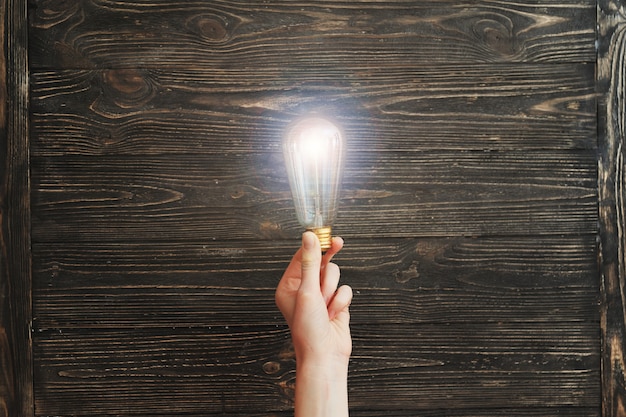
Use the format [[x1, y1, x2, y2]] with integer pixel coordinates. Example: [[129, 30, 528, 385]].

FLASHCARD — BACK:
[[293, 336, 352, 369], [295, 359, 349, 417], [295, 346, 350, 368], [297, 357, 349, 383]]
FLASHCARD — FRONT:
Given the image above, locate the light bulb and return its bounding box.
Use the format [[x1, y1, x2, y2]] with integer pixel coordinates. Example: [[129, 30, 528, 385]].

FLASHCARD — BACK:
[[283, 116, 345, 251]]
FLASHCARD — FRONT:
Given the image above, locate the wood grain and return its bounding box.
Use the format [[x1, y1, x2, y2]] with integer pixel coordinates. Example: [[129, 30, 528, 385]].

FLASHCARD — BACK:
[[32, 322, 600, 415], [29, 65, 598, 241], [28, 0, 596, 69], [31, 236, 600, 414], [31, 236, 599, 329], [0, 2, 11, 413], [30, 64, 597, 155], [19, 0, 606, 416], [29, 150, 597, 242], [0, 0, 33, 416], [598, 1, 626, 416]]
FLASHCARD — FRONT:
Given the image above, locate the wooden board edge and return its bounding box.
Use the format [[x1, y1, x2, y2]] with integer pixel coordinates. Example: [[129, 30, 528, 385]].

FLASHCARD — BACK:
[[598, 1, 626, 416], [0, 0, 33, 416]]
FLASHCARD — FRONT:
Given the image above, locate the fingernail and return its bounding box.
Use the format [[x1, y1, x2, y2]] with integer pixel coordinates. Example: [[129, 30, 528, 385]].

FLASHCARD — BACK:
[[302, 231, 316, 250]]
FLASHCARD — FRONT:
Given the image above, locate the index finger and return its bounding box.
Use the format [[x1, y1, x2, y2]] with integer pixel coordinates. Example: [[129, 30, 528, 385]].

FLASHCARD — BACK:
[[322, 236, 344, 268]]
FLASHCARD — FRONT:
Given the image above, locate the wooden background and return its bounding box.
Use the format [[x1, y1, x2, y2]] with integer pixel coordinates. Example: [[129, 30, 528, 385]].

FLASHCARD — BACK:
[[2, 0, 625, 416]]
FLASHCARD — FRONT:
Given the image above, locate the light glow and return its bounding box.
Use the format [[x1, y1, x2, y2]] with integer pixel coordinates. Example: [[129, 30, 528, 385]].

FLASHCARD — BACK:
[[283, 116, 345, 249]]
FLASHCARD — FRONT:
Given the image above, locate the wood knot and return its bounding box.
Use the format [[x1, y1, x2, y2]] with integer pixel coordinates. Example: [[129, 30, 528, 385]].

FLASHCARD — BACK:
[[259, 221, 284, 239], [396, 261, 420, 283], [102, 69, 156, 109], [262, 361, 282, 375], [32, 0, 81, 28], [187, 15, 230, 42], [230, 187, 246, 199], [472, 17, 516, 57], [104, 69, 149, 95]]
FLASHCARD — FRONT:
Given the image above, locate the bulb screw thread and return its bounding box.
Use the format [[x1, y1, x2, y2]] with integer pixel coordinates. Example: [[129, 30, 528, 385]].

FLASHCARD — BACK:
[[307, 226, 333, 252]]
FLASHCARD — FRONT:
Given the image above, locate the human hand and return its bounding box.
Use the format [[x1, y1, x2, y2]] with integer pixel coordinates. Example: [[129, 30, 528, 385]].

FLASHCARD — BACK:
[[275, 231, 353, 364], [276, 231, 353, 416]]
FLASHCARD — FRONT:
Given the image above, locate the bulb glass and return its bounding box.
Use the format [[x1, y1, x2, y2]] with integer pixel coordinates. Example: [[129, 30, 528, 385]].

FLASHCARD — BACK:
[[283, 117, 344, 232]]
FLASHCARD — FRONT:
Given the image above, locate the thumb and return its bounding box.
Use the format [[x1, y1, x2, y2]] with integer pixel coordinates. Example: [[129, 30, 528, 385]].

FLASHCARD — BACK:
[[299, 231, 322, 293]]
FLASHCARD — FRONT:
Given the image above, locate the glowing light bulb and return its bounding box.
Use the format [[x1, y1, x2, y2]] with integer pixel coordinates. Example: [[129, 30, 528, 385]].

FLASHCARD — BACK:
[[283, 116, 345, 251]]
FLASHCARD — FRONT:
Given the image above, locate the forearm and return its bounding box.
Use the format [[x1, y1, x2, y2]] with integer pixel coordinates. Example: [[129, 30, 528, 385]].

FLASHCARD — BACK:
[[295, 359, 349, 417]]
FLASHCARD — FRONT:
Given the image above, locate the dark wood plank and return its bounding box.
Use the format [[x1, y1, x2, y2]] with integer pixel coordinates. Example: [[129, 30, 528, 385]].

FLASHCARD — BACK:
[[28, 0, 596, 70], [24, 1, 603, 416], [29, 150, 597, 242], [597, 1, 626, 416], [31, 236, 600, 414], [350, 411, 599, 417], [33, 327, 293, 415], [30, 64, 597, 155], [31, 283, 600, 328], [0, 0, 33, 416], [0, 3, 11, 414], [32, 236, 598, 329], [24, 410, 603, 417], [350, 323, 599, 409], [32, 321, 600, 415]]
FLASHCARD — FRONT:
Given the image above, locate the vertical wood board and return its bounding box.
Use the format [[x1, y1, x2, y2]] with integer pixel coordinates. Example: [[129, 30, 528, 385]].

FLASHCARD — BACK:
[[598, 0, 626, 416], [0, 0, 33, 416]]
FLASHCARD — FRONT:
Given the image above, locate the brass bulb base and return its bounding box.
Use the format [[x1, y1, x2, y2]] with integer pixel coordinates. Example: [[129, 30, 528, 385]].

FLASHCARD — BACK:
[[307, 226, 332, 252]]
